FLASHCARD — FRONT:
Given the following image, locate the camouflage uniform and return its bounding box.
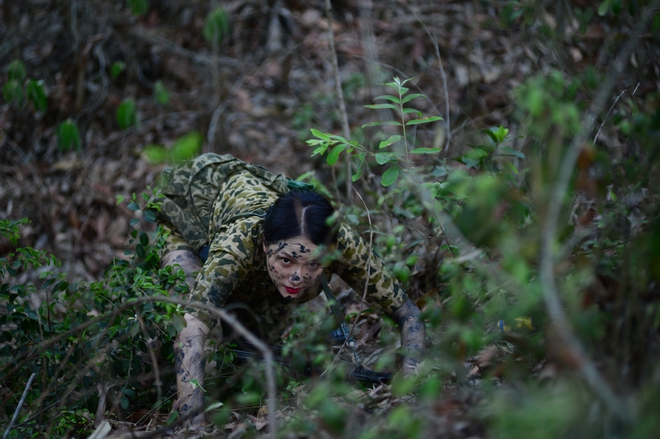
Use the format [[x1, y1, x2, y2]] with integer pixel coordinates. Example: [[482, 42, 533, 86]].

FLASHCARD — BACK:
[[155, 154, 408, 342]]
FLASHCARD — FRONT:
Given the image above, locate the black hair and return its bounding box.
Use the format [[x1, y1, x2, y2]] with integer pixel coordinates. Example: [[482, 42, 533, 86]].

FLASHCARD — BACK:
[[263, 190, 336, 245]]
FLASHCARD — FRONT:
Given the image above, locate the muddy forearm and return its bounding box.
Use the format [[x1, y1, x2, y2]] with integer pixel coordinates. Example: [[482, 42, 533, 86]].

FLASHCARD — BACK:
[[392, 298, 425, 373], [174, 313, 209, 427]]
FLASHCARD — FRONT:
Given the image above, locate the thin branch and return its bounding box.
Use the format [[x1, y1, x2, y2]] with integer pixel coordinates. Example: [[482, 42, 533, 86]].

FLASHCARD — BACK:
[[539, 1, 658, 421], [593, 82, 640, 144], [407, 1, 451, 151], [2, 373, 36, 439], [207, 76, 245, 150], [324, 0, 353, 203]]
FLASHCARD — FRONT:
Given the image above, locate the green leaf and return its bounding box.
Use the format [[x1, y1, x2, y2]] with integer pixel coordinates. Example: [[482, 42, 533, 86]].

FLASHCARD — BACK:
[[26, 79, 47, 112], [310, 129, 331, 141], [378, 135, 402, 149], [154, 80, 170, 105], [402, 108, 423, 117], [169, 314, 186, 334], [373, 94, 401, 104], [312, 144, 329, 156], [128, 0, 149, 16], [57, 119, 81, 152], [352, 166, 362, 182], [484, 125, 509, 144], [170, 132, 202, 163], [494, 125, 509, 142], [116, 195, 125, 205], [116, 98, 139, 130], [204, 7, 230, 46], [400, 93, 425, 104], [405, 116, 443, 126], [327, 144, 347, 165], [189, 379, 206, 392], [381, 166, 400, 187], [362, 120, 401, 128], [3, 80, 24, 106], [410, 147, 441, 154], [375, 153, 391, 165], [166, 410, 179, 425], [498, 147, 525, 159], [7, 60, 27, 82], [328, 134, 349, 143], [365, 103, 399, 111], [139, 231, 149, 247], [597, 0, 611, 15], [205, 401, 224, 413], [144, 209, 156, 222], [143, 145, 168, 164], [110, 61, 126, 79], [483, 128, 499, 144]]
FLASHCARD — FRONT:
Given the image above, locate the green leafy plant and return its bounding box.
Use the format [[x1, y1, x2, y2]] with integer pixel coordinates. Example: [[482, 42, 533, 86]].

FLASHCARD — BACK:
[[3, 59, 48, 112], [127, 0, 149, 16], [307, 77, 442, 186], [204, 7, 230, 46], [142, 131, 203, 165], [110, 61, 126, 79], [154, 80, 170, 105], [56, 119, 81, 152], [116, 98, 139, 130], [0, 192, 194, 435]]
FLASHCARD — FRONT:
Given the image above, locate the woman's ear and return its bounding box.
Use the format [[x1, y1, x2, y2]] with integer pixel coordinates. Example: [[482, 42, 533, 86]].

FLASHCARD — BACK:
[[262, 237, 268, 254]]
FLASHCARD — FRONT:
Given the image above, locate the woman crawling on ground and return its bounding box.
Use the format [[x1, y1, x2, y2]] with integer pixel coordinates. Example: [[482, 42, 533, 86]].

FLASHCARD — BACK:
[[155, 153, 425, 427]]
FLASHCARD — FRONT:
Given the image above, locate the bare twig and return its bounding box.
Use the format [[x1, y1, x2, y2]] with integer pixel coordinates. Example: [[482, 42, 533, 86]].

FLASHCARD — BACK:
[[2, 373, 36, 439], [539, 1, 658, 421], [593, 82, 640, 144], [128, 21, 239, 68], [207, 76, 245, 150], [137, 313, 162, 405], [324, 0, 353, 203], [406, 1, 451, 151]]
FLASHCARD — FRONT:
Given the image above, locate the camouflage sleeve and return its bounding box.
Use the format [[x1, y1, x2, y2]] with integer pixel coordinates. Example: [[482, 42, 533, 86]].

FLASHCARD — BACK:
[[188, 219, 258, 327], [336, 223, 408, 315]]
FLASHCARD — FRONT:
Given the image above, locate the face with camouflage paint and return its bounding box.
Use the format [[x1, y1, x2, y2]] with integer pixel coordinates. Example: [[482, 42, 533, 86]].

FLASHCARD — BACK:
[[263, 235, 324, 300]]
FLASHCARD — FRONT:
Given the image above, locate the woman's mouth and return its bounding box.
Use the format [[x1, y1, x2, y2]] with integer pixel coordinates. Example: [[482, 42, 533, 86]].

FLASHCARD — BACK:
[[284, 286, 301, 295]]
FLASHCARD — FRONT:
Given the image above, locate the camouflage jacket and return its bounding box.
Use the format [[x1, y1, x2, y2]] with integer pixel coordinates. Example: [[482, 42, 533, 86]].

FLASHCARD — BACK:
[[155, 154, 408, 342]]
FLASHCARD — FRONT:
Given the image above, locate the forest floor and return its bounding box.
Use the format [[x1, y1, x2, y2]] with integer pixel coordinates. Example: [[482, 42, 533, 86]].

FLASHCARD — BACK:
[[1, 0, 657, 438]]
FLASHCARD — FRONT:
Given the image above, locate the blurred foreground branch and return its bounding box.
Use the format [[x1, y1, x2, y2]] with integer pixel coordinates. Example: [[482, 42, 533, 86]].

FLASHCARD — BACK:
[[539, 0, 660, 422]]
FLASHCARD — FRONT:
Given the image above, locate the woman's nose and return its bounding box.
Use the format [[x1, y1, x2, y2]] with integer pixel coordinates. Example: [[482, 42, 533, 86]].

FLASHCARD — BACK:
[[289, 271, 301, 284]]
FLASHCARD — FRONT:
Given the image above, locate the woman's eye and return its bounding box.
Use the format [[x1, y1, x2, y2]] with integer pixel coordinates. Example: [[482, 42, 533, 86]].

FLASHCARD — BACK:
[[281, 258, 291, 264], [308, 262, 319, 268]]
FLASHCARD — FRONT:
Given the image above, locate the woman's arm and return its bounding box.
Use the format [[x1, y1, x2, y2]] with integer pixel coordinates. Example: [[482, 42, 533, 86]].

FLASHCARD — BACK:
[[335, 224, 425, 375], [161, 249, 209, 428], [392, 298, 426, 376]]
